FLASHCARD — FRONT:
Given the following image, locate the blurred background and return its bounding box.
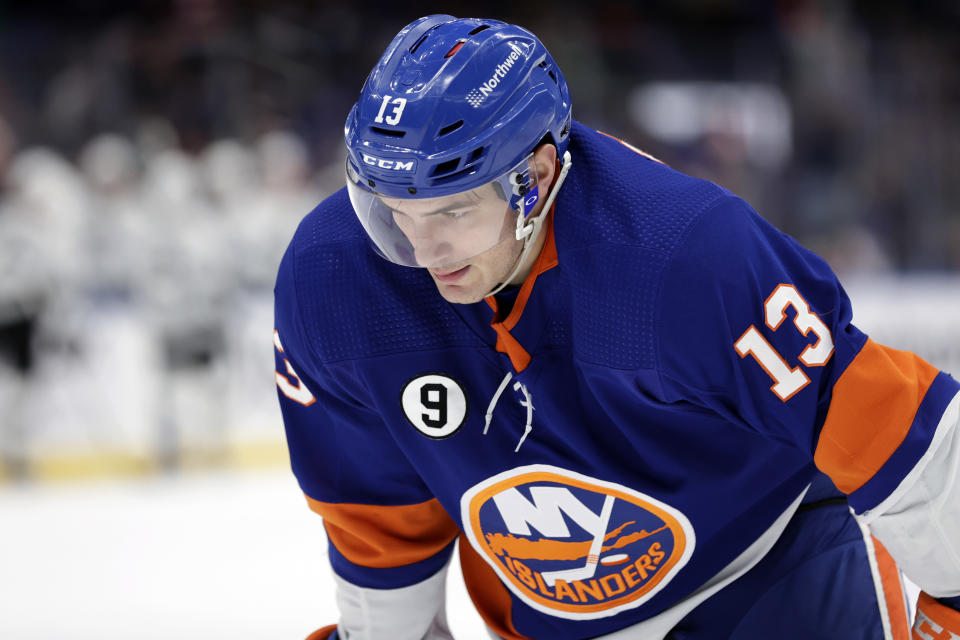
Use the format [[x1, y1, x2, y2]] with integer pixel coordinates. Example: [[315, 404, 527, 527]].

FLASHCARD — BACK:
[[0, 0, 958, 638]]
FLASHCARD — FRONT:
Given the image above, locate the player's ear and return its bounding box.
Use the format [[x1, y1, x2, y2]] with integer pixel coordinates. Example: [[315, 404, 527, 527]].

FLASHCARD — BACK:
[[532, 143, 557, 192]]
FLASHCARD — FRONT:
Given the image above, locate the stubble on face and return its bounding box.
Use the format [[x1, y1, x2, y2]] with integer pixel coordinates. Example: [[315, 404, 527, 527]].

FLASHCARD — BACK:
[[428, 236, 524, 304]]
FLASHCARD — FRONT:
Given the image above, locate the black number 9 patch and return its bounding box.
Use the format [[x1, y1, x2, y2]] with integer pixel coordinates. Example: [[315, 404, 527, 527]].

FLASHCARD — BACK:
[[400, 373, 468, 439]]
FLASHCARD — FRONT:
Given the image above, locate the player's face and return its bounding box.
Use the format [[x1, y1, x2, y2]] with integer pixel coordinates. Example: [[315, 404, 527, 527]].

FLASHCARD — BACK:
[[386, 184, 514, 267], [354, 144, 557, 304], [385, 186, 524, 303], [426, 234, 526, 304]]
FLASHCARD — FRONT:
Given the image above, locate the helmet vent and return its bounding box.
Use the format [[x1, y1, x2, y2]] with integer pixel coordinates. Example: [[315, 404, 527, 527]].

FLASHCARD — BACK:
[[444, 41, 465, 58], [538, 60, 558, 85], [437, 120, 464, 137], [431, 158, 460, 176], [432, 166, 476, 185], [468, 147, 484, 163], [468, 25, 490, 35], [370, 126, 405, 138], [409, 32, 430, 55]]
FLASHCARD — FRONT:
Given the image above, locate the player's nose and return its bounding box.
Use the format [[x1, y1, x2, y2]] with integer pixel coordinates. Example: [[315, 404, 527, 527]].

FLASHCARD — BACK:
[[412, 234, 454, 267], [401, 217, 453, 266]]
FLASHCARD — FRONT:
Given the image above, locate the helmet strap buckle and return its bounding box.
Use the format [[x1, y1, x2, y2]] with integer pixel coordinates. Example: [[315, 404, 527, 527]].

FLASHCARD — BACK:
[[487, 151, 572, 297], [515, 214, 535, 241]]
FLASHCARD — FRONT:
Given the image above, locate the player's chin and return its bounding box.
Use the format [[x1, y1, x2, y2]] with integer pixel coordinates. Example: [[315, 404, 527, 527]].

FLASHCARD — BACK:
[[433, 278, 488, 305]]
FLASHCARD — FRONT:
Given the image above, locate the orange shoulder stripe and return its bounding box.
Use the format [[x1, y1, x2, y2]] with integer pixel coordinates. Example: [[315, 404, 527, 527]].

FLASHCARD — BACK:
[[814, 339, 939, 494], [596, 130, 666, 165], [306, 495, 459, 568]]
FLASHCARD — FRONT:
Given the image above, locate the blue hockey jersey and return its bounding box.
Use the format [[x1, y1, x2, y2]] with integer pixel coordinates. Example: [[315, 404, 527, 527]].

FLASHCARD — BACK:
[[273, 121, 959, 639]]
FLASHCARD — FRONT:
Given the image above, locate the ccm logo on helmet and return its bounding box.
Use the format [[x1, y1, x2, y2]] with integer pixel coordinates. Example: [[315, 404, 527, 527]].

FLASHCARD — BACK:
[[361, 153, 416, 172]]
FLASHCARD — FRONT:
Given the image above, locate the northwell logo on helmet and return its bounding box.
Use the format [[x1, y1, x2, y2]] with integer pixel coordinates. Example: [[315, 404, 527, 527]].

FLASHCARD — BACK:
[[461, 465, 695, 620], [361, 153, 415, 172], [465, 41, 527, 109]]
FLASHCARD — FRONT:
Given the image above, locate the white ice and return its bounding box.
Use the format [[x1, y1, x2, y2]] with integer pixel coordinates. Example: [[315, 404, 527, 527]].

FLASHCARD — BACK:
[[0, 470, 488, 640]]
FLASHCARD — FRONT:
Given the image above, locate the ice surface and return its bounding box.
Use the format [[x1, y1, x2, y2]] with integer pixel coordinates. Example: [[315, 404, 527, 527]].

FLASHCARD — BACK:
[[0, 470, 487, 640]]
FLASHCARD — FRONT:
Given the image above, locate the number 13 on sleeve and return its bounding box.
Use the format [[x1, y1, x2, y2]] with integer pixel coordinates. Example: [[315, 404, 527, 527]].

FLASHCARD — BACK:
[[734, 284, 835, 402]]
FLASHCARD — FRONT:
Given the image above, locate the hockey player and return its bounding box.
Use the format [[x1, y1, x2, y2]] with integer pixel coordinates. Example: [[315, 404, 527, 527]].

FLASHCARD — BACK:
[[274, 15, 960, 640]]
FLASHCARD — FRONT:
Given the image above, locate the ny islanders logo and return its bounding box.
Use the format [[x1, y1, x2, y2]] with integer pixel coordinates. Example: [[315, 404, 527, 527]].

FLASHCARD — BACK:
[[461, 465, 694, 620]]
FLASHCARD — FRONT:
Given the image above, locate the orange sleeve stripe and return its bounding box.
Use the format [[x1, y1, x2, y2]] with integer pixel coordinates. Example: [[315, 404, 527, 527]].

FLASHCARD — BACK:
[[459, 539, 530, 640], [306, 495, 459, 569], [915, 592, 960, 637], [872, 536, 911, 640], [304, 624, 337, 640], [815, 339, 939, 494]]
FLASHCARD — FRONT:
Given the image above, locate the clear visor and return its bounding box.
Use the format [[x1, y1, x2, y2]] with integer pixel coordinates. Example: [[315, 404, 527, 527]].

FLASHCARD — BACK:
[[346, 153, 539, 268]]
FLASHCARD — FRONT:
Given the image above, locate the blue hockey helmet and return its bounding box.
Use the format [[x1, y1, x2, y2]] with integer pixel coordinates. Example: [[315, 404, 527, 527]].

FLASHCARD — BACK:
[[344, 15, 572, 268]]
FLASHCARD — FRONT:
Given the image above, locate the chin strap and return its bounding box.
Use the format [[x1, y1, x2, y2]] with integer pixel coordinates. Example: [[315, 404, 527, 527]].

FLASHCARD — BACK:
[[486, 150, 572, 298]]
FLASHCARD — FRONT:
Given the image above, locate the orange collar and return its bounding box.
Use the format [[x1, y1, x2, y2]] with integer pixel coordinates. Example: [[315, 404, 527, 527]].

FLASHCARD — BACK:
[[484, 207, 558, 372]]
